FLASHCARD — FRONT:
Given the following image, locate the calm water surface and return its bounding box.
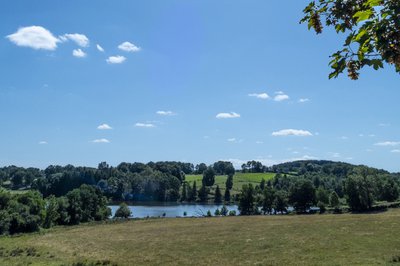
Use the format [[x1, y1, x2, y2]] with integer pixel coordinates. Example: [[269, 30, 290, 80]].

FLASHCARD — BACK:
[[109, 202, 239, 218]]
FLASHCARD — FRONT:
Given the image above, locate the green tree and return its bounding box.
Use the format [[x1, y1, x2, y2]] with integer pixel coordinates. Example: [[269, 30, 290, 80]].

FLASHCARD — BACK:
[[188, 181, 197, 202], [224, 188, 231, 203], [202, 166, 215, 186], [262, 187, 275, 214], [381, 177, 399, 202], [238, 184, 256, 215], [220, 205, 228, 216], [316, 187, 330, 204], [43, 195, 60, 228], [214, 185, 222, 204], [301, 0, 400, 79], [329, 191, 341, 211], [114, 203, 132, 219], [225, 174, 234, 190], [198, 185, 209, 202], [274, 190, 288, 214], [289, 179, 316, 213], [181, 182, 187, 202], [260, 178, 266, 191], [344, 173, 375, 211]]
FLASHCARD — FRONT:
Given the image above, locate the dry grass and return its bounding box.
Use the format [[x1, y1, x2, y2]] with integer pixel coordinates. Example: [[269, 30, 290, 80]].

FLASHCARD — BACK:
[[2, 209, 400, 265]]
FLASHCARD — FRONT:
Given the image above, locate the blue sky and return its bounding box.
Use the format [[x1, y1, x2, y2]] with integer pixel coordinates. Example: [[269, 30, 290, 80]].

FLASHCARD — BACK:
[[1, 0, 399, 172]]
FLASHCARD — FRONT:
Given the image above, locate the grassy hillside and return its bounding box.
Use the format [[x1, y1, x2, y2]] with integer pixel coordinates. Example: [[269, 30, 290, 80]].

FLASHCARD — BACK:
[[185, 172, 276, 195], [1, 209, 400, 265]]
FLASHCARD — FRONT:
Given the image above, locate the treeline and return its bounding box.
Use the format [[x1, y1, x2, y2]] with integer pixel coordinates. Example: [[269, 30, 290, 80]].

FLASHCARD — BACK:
[[238, 164, 400, 215], [0, 185, 110, 235], [0, 161, 236, 202]]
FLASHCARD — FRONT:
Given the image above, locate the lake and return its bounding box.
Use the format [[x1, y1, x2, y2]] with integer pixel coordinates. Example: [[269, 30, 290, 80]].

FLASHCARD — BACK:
[[109, 202, 239, 218]]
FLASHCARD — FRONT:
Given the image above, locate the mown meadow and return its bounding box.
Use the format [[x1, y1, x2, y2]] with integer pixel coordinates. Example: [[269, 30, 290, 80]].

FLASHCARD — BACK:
[[1, 209, 400, 265]]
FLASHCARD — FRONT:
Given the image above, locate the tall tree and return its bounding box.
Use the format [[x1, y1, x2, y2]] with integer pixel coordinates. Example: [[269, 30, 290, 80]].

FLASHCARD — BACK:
[[224, 188, 231, 203], [301, 0, 400, 79], [202, 166, 216, 187], [238, 184, 257, 215], [262, 187, 275, 214], [198, 185, 209, 202], [214, 185, 222, 204], [344, 172, 375, 211], [289, 179, 316, 213], [181, 182, 187, 202], [274, 190, 288, 214], [225, 174, 234, 190]]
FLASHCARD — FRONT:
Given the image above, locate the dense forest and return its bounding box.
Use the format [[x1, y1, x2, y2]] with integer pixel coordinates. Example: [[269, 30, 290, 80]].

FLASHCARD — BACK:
[[0, 160, 399, 235]]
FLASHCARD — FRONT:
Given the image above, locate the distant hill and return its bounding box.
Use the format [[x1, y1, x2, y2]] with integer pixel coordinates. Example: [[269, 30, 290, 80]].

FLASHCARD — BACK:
[[271, 160, 394, 177]]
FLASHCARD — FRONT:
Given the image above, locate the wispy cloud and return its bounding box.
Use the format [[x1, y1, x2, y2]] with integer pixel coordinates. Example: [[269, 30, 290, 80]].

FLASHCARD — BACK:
[[216, 112, 240, 119], [7, 26, 60, 50], [135, 123, 155, 128], [156, 111, 176, 116], [227, 138, 236, 142], [97, 123, 112, 130], [379, 123, 390, 127], [248, 93, 269, 99], [91, 138, 110, 143], [391, 149, 400, 153], [298, 98, 310, 103], [60, 33, 89, 47], [106, 55, 126, 64], [96, 44, 104, 52], [38, 141, 48, 145], [328, 152, 341, 158], [72, 48, 86, 58], [255, 141, 264, 144], [374, 141, 400, 146], [118, 41, 141, 52], [272, 129, 313, 137]]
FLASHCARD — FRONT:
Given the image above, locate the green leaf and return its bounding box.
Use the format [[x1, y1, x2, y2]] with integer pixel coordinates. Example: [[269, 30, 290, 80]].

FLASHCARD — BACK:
[[353, 10, 373, 22], [355, 30, 367, 42], [366, 0, 382, 8]]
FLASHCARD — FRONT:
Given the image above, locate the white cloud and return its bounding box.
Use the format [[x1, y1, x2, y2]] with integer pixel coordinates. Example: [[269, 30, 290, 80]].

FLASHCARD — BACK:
[[275, 91, 284, 95], [274, 94, 289, 102], [106, 55, 126, 64], [368, 134, 376, 137], [156, 111, 176, 116], [91, 138, 110, 143], [135, 123, 155, 128], [118, 41, 141, 52], [72, 48, 86, 58], [96, 44, 104, 52], [248, 93, 269, 99], [298, 98, 310, 103], [216, 112, 240, 119], [379, 123, 390, 127], [227, 138, 236, 142], [7, 26, 60, 50], [374, 141, 400, 146], [391, 149, 400, 153], [38, 141, 48, 145], [60, 33, 89, 47], [97, 123, 112, 130], [255, 141, 264, 144], [272, 129, 313, 137], [340, 136, 348, 140]]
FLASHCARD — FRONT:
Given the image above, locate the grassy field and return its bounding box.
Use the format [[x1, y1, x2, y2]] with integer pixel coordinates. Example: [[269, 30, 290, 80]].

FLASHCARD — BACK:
[[185, 172, 276, 195], [2, 209, 400, 265]]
